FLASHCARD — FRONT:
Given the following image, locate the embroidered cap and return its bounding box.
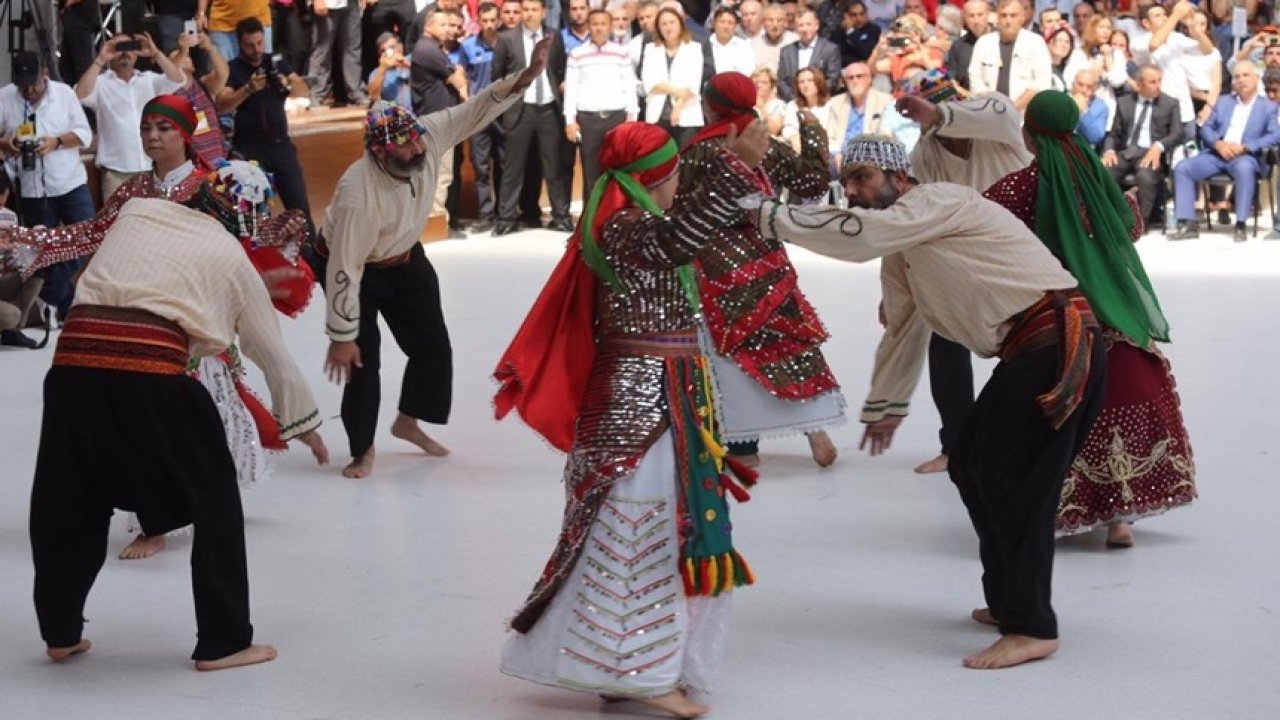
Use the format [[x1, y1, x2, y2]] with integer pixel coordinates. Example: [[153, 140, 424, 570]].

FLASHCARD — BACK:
[[842, 134, 912, 176], [194, 159, 276, 242], [364, 100, 426, 152]]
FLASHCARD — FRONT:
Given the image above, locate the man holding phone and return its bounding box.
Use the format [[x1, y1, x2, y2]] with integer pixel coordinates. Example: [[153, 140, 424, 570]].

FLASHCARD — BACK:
[[76, 33, 187, 200]]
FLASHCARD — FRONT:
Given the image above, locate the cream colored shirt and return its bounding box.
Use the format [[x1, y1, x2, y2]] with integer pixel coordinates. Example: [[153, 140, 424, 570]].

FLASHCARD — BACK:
[[75, 198, 321, 439], [910, 92, 1033, 191], [320, 75, 521, 341], [758, 183, 1078, 422]]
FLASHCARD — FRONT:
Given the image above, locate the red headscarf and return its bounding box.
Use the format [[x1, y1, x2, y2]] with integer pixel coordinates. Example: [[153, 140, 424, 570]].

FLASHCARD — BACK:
[[494, 123, 679, 452], [685, 71, 758, 149], [142, 94, 198, 145]]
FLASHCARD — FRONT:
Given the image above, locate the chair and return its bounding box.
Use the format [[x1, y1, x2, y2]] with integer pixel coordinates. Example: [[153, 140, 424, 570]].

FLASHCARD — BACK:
[[1196, 148, 1277, 238]]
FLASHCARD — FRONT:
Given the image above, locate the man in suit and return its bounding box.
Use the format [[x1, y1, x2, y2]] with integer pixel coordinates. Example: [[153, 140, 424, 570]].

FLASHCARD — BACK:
[[1101, 64, 1183, 228], [1170, 60, 1280, 242], [778, 9, 842, 100], [491, 0, 572, 235]]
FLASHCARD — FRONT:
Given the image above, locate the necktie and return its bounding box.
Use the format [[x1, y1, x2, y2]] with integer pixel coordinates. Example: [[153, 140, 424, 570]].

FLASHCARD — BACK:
[[1130, 100, 1151, 148], [532, 32, 545, 104]]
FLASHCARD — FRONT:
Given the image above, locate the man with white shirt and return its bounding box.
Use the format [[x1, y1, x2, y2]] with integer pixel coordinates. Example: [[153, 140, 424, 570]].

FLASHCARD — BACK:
[[709, 6, 756, 75], [1134, 1, 1214, 136], [753, 3, 800, 74], [1169, 61, 1280, 242], [739, 0, 764, 39], [968, 0, 1052, 112], [564, 9, 638, 195], [0, 51, 95, 322], [778, 8, 842, 100], [75, 33, 186, 200]]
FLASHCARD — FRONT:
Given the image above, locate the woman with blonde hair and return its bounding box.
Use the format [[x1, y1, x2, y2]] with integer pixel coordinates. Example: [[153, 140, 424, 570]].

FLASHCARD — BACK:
[[752, 67, 787, 138], [1082, 14, 1136, 123], [640, 7, 705, 147]]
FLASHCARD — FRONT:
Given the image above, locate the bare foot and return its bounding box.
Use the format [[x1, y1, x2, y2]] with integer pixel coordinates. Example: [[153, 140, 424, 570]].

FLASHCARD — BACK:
[[914, 453, 949, 474], [47, 639, 91, 662], [636, 691, 709, 719], [1106, 521, 1134, 548], [342, 449, 376, 479], [119, 534, 165, 560], [807, 431, 837, 467], [194, 644, 278, 671], [971, 607, 1000, 627], [963, 634, 1059, 669], [390, 414, 450, 456]]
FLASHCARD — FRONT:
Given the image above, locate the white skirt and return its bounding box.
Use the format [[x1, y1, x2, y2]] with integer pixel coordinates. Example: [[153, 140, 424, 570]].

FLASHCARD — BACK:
[[700, 327, 847, 442], [501, 430, 733, 698]]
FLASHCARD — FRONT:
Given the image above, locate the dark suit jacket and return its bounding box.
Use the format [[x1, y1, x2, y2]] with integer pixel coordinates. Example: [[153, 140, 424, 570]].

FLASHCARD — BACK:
[[777, 37, 842, 101], [490, 25, 567, 130], [830, 22, 880, 67], [1105, 92, 1183, 163]]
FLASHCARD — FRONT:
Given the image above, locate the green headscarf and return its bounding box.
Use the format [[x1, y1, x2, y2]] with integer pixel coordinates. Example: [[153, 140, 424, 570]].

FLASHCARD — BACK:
[[1024, 90, 1170, 346]]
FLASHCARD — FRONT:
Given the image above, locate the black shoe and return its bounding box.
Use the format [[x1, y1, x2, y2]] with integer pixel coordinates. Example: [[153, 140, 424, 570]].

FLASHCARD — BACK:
[[1217, 209, 1231, 226], [1234, 226, 1248, 243], [469, 219, 494, 234], [1168, 222, 1199, 240], [0, 329, 38, 349], [547, 218, 575, 233], [492, 222, 518, 236]]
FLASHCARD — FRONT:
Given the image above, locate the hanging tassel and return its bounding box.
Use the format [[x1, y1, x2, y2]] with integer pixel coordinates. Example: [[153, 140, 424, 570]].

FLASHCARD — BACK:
[[698, 426, 727, 460], [719, 473, 752, 503], [682, 558, 697, 596], [724, 455, 759, 487]]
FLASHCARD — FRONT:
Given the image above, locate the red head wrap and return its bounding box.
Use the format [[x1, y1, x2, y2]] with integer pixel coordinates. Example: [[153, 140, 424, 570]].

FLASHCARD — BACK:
[[494, 123, 678, 452], [142, 94, 198, 144], [685, 71, 758, 149]]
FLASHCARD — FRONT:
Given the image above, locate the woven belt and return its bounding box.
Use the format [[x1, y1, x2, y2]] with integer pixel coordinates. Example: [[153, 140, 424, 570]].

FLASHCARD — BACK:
[[999, 289, 1099, 429], [315, 234, 413, 269], [53, 305, 189, 375], [599, 331, 700, 358]]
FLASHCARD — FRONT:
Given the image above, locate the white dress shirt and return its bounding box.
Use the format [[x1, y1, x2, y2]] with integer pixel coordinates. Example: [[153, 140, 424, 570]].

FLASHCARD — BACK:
[[80, 69, 184, 173], [564, 40, 639, 123], [710, 34, 756, 76], [521, 27, 554, 105], [1134, 31, 1203, 123], [1223, 94, 1256, 145], [0, 82, 93, 198]]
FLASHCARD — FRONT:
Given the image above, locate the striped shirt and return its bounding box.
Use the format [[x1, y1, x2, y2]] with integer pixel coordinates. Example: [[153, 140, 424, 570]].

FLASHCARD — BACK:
[[563, 40, 638, 125]]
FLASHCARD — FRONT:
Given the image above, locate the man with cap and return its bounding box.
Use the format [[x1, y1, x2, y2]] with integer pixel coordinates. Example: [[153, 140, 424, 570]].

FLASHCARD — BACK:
[[678, 71, 846, 469], [312, 37, 554, 479], [24, 160, 328, 672], [0, 50, 95, 323], [893, 71, 1032, 476], [756, 134, 1107, 670]]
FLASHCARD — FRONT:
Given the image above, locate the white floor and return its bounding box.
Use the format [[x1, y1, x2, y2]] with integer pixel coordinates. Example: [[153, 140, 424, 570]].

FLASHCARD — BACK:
[[1, 228, 1278, 720]]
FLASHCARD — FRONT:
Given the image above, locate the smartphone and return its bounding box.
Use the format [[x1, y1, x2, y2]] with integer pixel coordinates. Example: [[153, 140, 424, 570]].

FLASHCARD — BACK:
[[888, 36, 910, 49], [116, 39, 142, 52], [184, 19, 199, 36]]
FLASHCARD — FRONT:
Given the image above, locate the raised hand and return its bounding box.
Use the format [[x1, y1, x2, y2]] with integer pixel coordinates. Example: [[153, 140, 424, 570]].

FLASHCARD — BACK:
[[516, 35, 553, 92]]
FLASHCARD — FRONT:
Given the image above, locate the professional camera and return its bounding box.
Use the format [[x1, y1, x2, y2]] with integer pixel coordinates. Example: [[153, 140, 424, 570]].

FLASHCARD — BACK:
[[261, 55, 293, 100], [17, 138, 39, 171]]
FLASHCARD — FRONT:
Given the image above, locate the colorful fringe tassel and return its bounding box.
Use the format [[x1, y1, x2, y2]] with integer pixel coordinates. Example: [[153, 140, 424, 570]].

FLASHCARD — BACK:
[[682, 551, 756, 597]]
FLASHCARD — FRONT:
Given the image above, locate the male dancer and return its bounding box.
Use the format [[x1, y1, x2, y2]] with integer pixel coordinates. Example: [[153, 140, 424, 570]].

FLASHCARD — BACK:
[[763, 136, 1107, 669], [315, 38, 553, 478], [895, 70, 1032, 474], [24, 166, 328, 671]]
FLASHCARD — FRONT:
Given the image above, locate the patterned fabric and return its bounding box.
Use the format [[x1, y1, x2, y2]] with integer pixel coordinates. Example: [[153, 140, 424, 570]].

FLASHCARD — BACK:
[[998, 289, 1099, 430], [842, 133, 911, 175], [53, 306, 189, 375]]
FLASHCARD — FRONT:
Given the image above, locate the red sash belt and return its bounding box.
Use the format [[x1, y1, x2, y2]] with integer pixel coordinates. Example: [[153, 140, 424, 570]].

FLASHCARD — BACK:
[[53, 306, 189, 376], [999, 289, 1099, 430]]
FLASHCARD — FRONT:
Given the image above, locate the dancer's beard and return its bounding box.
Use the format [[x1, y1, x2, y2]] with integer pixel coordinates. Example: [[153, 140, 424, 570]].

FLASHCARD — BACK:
[[385, 150, 427, 175], [848, 179, 900, 210]]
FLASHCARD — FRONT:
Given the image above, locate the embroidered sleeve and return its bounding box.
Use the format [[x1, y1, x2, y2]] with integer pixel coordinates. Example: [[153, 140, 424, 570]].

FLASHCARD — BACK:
[[862, 254, 930, 423], [323, 204, 379, 342], [983, 165, 1039, 231], [17, 175, 151, 276], [763, 123, 829, 201]]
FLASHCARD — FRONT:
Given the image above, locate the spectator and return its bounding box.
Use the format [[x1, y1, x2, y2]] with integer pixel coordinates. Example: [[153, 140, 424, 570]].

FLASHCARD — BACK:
[[462, 2, 504, 233], [564, 9, 638, 196], [200, 0, 273, 60], [310, 0, 367, 107], [364, 0, 420, 66], [935, 4, 964, 44], [1227, 29, 1280, 74], [76, 33, 187, 199], [563, 0, 592, 52], [1072, 68, 1109, 146], [369, 33, 414, 109], [832, 1, 881, 67], [1101, 64, 1181, 227], [1169, 61, 1280, 242], [1038, 6, 1066, 35], [817, 0, 852, 38], [270, 0, 310, 75], [948, 0, 989, 93], [640, 7, 706, 147], [0, 51, 94, 322], [753, 3, 799, 74], [1134, 1, 1214, 134], [824, 60, 911, 166], [491, 0, 572, 235], [408, 0, 469, 55], [901, 0, 936, 35], [709, 7, 756, 75], [1081, 14, 1134, 122], [217, 18, 313, 236], [609, 1, 636, 44], [628, 0, 661, 69], [169, 32, 232, 167], [753, 67, 788, 137], [1045, 25, 1087, 92], [156, 0, 203, 53], [779, 9, 843, 100], [0, 170, 44, 349], [968, 0, 1052, 111], [869, 14, 944, 91], [411, 11, 468, 231], [1184, 8, 1222, 127], [739, 0, 765, 40], [782, 67, 833, 153], [501, 0, 524, 29], [59, 0, 104, 82], [1071, 0, 1095, 37]]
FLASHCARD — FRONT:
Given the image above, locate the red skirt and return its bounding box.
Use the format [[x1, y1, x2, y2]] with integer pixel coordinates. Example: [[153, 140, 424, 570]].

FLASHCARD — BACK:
[[1056, 338, 1197, 534]]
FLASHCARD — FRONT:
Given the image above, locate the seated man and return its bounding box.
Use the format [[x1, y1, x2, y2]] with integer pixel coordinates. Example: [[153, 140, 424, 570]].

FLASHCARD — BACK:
[[1101, 64, 1182, 229], [1170, 60, 1280, 242], [1072, 68, 1110, 149]]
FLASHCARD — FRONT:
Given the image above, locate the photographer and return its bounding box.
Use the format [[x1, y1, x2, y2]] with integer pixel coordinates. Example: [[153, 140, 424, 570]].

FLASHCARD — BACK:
[[0, 170, 44, 349], [0, 51, 95, 322], [368, 33, 413, 109], [217, 18, 313, 238]]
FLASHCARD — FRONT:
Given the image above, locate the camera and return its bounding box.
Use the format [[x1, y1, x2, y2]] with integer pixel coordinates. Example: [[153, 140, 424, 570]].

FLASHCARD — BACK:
[[261, 55, 293, 100], [888, 35, 911, 50], [116, 39, 142, 52], [17, 138, 39, 171]]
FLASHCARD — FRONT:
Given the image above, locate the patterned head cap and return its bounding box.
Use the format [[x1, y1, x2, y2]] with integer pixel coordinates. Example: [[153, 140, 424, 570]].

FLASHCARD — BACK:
[[364, 100, 426, 152], [193, 159, 276, 242], [900, 68, 957, 105], [842, 134, 912, 177]]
